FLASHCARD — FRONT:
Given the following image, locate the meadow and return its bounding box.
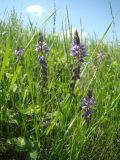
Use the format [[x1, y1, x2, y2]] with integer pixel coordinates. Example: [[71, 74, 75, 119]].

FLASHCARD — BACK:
[[0, 9, 120, 160]]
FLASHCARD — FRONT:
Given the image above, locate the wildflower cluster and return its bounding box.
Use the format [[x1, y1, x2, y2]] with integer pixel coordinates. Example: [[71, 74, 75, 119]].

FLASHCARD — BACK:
[[81, 90, 96, 123], [14, 31, 100, 124], [70, 30, 87, 91]]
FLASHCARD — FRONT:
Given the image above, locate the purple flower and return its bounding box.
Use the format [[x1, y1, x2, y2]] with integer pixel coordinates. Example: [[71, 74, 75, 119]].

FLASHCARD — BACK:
[[82, 90, 96, 107], [70, 30, 87, 91], [42, 42, 50, 52], [35, 42, 42, 52], [81, 90, 96, 122], [38, 55, 46, 65], [35, 36, 49, 53], [36, 35, 48, 83], [97, 52, 104, 63], [80, 44, 87, 57], [70, 31, 87, 59], [35, 42, 49, 53], [38, 55, 47, 81], [15, 47, 23, 55], [79, 58, 84, 62], [70, 45, 80, 56], [81, 108, 94, 118], [82, 97, 89, 106], [82, 96, 96, 107], [89, 97, 96, 105]]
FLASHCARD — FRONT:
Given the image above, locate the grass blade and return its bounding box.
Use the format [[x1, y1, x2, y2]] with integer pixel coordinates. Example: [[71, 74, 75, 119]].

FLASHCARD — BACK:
[[81, 19, 114, 79], [42, 10, 58, 26], [9, 65, 22, 92], [0, 34, 11, 80], [44, 111, 61, 136]]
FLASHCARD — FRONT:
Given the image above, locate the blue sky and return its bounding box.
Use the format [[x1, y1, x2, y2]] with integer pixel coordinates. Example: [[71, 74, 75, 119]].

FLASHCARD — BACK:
[[0, 0, 120, 40]]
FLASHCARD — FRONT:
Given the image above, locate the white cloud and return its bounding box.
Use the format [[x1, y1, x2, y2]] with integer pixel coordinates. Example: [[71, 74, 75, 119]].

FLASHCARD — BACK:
[[26, 5, 46, 17]]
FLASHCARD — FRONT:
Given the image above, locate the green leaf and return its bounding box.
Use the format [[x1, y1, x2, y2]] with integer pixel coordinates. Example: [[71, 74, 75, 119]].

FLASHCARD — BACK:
[[30, 151, 38, 160], [6, 73, 13, 79], [17, 137, 26, 148], [7, 137, 33, 151], [19, 106, 34, 115], [18, 105, 40, 115]]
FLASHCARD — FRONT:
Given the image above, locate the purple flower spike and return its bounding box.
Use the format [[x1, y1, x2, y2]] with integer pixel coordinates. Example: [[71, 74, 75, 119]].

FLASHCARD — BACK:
[[70, 45, 80, 56], [35, 44, 42, 53], [38, 55, 47, 81], [70, 30, 87, 60], [42, 42, 50, 53], [15, 47, 23, 55], [87, 90, 92, 98], [81, 108, 94, 118], [35, 42, 49, 53], [80, 58, 84, 62], [70, 30, 87, 91], [90, 97, 96, 105], [38, 55, 46, 65], [82, 97, 89, 106], [81, 90, 96, 123], [35, 35, 49, 53], [80, 44, 87, 57], [82, 90, 96, 107], [74, 30, 80, 45]]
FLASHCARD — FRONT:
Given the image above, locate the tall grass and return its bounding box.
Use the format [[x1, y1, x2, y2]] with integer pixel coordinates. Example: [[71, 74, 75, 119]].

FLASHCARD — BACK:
[[0, 9, 120, 160]]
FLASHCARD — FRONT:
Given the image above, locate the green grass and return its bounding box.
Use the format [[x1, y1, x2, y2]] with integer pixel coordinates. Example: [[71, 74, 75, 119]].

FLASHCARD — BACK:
[[0, 9, 120, 160]]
